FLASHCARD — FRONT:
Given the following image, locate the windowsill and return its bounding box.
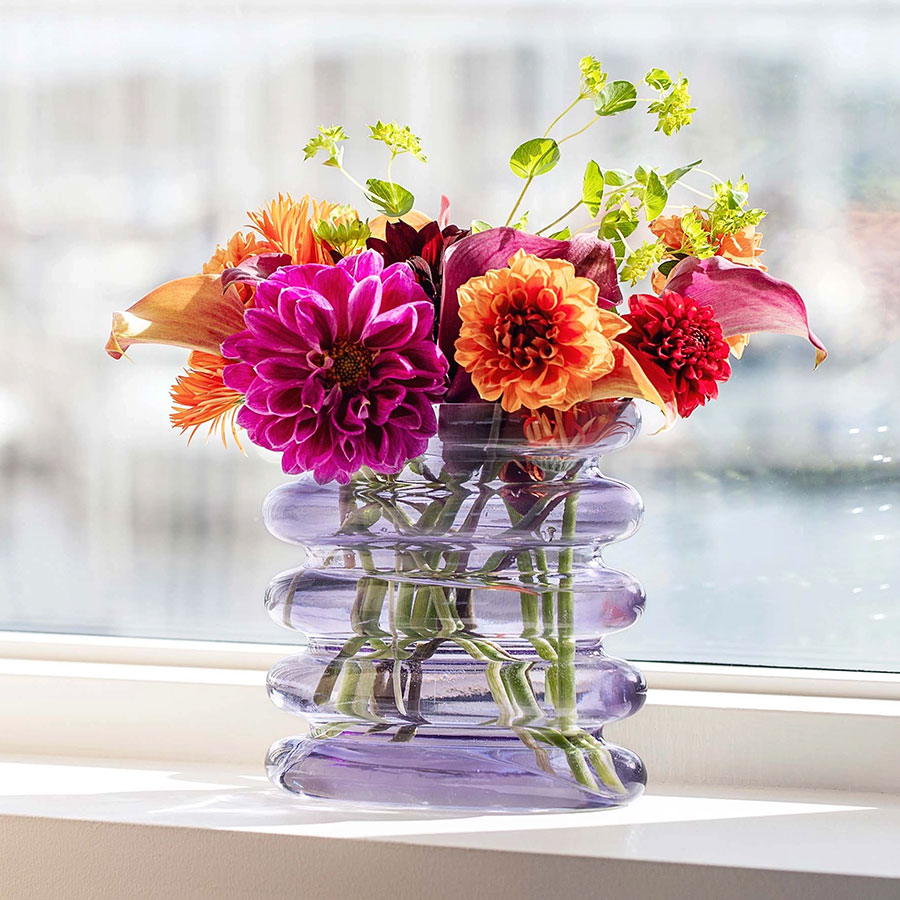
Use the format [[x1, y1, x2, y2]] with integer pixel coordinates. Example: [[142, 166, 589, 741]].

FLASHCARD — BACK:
[[3, 634, 900, 896], [2, 755, 900, 900]]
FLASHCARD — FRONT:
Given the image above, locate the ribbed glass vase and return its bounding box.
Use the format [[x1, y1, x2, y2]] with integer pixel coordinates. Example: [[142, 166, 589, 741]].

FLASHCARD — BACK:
[[262, 400, 647, 810]]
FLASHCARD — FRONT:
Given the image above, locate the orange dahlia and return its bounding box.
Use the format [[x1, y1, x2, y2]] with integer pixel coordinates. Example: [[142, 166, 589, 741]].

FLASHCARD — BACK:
[[202, 231, 266, 275], [454, 250, 630, 413], [248, 193, 350, 265], [166, 229, 267, 445], [170, 351, 246, 448]]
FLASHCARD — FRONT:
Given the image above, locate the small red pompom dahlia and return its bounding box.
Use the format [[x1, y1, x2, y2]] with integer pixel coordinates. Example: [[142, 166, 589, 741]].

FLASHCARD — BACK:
[[620, 291, 732, 418]]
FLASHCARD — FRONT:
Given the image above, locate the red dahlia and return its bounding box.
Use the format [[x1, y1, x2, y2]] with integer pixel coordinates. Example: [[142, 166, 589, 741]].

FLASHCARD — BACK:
[[621, 290, 732, 418]]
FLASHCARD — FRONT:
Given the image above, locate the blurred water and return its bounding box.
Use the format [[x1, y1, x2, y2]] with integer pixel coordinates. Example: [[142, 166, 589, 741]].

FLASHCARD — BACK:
[[0, 0, 897, 669]]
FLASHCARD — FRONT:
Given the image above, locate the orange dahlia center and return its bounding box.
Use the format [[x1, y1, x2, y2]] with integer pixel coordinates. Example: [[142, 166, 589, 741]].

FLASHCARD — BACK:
[[493, 286, 563, 369], [324, 340, 374, 389]]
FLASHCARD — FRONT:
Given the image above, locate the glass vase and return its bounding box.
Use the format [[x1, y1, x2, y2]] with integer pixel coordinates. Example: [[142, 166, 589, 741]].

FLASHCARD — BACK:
[[262, 400, 647, 810]]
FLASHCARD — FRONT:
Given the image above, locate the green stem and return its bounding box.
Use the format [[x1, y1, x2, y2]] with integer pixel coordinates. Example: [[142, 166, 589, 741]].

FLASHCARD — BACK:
[[695, 167, 723, 183], [678, 181, 713, 201], [504, 175, 533, 227], [556, 492, 578, 729], [338, 164, 369, 196], [558, 114, 601, 145], [530, 727, 597, 788], [386, 581, 407, 718], [535, 200, 584, 236], [543, 95, 584, 137]]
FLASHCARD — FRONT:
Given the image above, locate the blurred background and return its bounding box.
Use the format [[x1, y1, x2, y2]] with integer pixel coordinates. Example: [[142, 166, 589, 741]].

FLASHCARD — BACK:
[[0, 0, 897, 669]]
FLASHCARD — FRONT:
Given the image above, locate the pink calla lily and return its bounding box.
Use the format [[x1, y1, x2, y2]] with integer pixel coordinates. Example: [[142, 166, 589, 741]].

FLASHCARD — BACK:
[[439, 227, 622, 402], [665, 255, 827, 366]]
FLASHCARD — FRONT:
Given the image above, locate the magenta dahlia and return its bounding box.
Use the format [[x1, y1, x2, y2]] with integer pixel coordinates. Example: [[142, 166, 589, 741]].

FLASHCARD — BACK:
[[221, 250, 447, 483]]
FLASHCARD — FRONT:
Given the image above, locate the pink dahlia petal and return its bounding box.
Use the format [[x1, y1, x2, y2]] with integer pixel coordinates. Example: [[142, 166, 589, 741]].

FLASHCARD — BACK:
[[379, 263, 420, 312], [345, 276, 382, 342], [313, 266, 354, 315], [362, 304, 418, 348], [244, 381, 272, 414], [255, 357, 312, 386], [339, 251, 384, 281], [262, 416, 296, 449], [244, 309, 304, 353], [293, 301, 336, 350], [267, 387, 305, 416], [222, 361, 255, 393]]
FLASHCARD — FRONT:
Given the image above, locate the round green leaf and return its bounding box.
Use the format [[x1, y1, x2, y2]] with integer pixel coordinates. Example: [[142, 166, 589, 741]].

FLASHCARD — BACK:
[[643, 170, 668, 220], [582, 160, 604, 216], [603, 168, 631, 187], [509, 138, 561, 179], [365, 179, 415, 217], [593, 81, 637, 117]]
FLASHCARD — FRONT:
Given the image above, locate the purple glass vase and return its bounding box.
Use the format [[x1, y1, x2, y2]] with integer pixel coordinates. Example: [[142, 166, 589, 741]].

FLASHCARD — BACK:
[[262, 400, 647, 810]]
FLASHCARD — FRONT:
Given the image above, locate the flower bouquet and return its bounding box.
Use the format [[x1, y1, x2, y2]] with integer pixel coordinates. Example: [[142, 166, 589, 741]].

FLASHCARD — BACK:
[[107, 58, 825, 810]]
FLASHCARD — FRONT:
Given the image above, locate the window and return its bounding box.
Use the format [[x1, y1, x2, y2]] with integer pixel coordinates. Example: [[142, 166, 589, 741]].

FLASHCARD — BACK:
[[1, 2, 897, 669]]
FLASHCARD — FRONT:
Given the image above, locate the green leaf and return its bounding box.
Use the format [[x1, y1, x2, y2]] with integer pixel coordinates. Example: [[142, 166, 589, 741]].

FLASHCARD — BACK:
[[634, 165, 649, 185], [549, 227, 571, 240], [603, 168, 631, 187], [645, 68, 672, 91], [600, 208, 638, 241], [593, 81, 637, 117], [663, 159, 702, 188], [511, 211, 529, 230], [657, 258, 681, 278], [509, 138, 561, 179], [607, 236, 626, 266], [471, 219, 492, 234], [643, 170, 668, 219], [582, 161, 604, 216], [365, 179, 415, 217]]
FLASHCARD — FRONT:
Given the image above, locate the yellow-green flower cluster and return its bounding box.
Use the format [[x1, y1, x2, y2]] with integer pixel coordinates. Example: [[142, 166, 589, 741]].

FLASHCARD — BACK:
[[369, 121, 427, 163], [302, 125, 349, 167], [647, 76, 696, 136], [621, 240, 667, 285], [579, 56, 607, 97]]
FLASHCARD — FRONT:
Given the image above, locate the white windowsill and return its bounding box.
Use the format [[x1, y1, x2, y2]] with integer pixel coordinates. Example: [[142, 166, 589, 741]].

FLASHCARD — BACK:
[[2, 756, 900, 900], [2, 632, 900, 898]]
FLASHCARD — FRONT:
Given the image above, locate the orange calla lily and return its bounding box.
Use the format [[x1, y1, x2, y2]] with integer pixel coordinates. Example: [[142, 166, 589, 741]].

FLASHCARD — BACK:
[[105, 274, 244, 360]]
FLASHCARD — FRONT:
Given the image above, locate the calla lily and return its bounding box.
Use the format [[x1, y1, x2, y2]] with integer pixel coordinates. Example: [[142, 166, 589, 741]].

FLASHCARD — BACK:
[[105, 274, 245, 359], [666, 255, 827, 366], [439, 227, 622, 402]]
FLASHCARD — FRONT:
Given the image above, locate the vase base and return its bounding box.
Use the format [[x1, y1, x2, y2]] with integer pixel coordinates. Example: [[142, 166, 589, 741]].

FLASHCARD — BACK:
[[266, 727, 645, 811]]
